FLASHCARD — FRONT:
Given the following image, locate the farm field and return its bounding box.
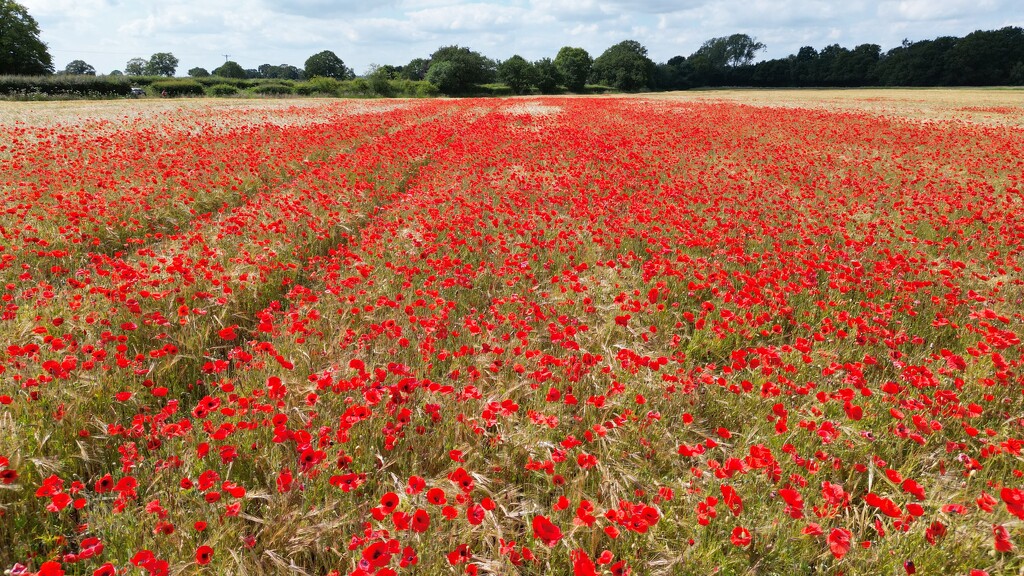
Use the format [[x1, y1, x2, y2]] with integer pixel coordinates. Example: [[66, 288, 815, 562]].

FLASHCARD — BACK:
[[0, 91, 1023, 576]]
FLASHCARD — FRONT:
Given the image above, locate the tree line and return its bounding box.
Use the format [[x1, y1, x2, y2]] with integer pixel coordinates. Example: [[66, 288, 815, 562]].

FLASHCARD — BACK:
[[3, 0, 1023, 95]]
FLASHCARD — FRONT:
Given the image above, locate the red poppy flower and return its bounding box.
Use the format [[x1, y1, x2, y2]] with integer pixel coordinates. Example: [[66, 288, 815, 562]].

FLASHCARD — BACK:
[[195, 545, 214, 565], [827, 527, 852, 559], [532, 515, 563, 546], [731, 526, 752, 547]]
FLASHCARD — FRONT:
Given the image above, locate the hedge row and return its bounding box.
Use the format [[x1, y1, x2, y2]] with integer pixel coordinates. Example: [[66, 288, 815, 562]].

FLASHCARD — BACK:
[[1, 75, 443, 99], [0, 75, 132, 97]]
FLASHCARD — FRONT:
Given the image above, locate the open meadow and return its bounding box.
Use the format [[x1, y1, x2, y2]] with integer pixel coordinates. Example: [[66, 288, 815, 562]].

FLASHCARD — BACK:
[[0, 90, 1023, 576]]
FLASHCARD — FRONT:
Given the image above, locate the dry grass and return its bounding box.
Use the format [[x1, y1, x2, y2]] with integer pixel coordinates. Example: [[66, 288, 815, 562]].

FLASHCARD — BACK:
[[640, 87, 1024, 126], [0, 98, 410, 137]]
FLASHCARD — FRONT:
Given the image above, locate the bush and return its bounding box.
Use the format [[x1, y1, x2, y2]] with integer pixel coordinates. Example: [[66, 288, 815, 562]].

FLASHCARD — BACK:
[[207, 83, 239, 97], [340, 78, 372, 96], [477, 83, 514, 97], [149, 79, 204, 97], [294, 76, 342, 96], [248, 83, 293, 96], [194, 76, 254, 89], [415, 81, 440, 98], [0, 74, 132, 98]]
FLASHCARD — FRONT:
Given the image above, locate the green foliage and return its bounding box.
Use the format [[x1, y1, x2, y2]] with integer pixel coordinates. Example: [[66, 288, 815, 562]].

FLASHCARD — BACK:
[[0, 74, 131, 98], [149, 79, 204, 97], [343, 78, 372, 96], [188, 67, 210, 78], [0, 0, 53, 75], [62, 60, 95, 75], [366, 64, 397, 97], [497, 55, 537, 95], [691, 34, 765, 69], [212, 61, 247, 80], [124, 58, 147, 76], [257, 63, 303, 80], [294, 76, 342, 96], [591, 40, 655, 91], [654, 56, 692, 90], [193, 76, 254, 88], [413, 80, 440, 97], [426, 45, 496, 95], [401, 58, 430, 81], [554, 46, 592, 92], [304, 50, 352, 80], [206, 83, 239, 96], [533, 58, 561, 94], [248, 83, 292, 96], [949, 27, 1024, 86], [145, 52, 178, 77]]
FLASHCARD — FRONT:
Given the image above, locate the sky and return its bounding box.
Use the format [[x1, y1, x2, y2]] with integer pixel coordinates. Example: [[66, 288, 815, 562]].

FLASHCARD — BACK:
[[21, 0, 1023, 76]]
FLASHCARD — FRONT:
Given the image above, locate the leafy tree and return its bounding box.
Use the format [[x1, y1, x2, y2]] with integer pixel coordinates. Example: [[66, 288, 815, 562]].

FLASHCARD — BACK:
[[366, 64, 396, 97], [401, 58, 430, 81], [145, 52, 178, 77], [654, 55, 692, 90], [590, 40, 654, 91], [533, 58, 561, 94], [245, 68, 259, 79], [0, 0, 54, 75], [109, 69, 123, 76], [426, 45, 496, 94], [691, 34, 765, 69], [498, 55, 536, 94], [125, 58, 148, 76], [949, 27, 1024, 86], [554, 46, 592, 92], [213, 60, 247, 79], [258, 63, 303, 80], [425, 60, 459, 94], [63, 60, 96, 75], [188, 67, 210, 78], [305, 50, 351, 80]]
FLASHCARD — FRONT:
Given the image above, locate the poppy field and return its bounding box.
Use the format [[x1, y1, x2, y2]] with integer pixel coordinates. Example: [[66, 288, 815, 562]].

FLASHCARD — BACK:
[[1, 94, 1023, 576]]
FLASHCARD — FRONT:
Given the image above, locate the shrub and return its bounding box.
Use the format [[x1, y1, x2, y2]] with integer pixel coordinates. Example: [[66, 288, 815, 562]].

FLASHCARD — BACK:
[[294, 76, 342, 96], [340, 78, 372, 96], [248, 83, 293, 96], [0, 74, 132, 98], [415, 81, 440, 98], [149, 79, 204, 97], [207, 83, 239, 96]]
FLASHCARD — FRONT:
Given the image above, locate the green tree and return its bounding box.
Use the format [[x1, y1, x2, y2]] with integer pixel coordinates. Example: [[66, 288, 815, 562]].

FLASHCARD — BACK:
[[691, 34, 765, 69], [188, 67, 210, 78], [426, 45, 496, 94], [125, 57, 148, 76], [0, 0, 54, 75], [425, 60, 459, 94], [145, 52, 178, 76], [258, 63, 302, 80], [590, 40, 654, 91], [63, 59, 95, 75], [213, 60, 247, 79], [654, 55, 691, 90], [554, 46, 592, 92], [401, 58, 430, 81], [533, 58, 561, 94], [949, 27, 1024, 86], [366, 64, 396, 97], [305, 50, 351, 80], [498, 55, 536, 94]]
